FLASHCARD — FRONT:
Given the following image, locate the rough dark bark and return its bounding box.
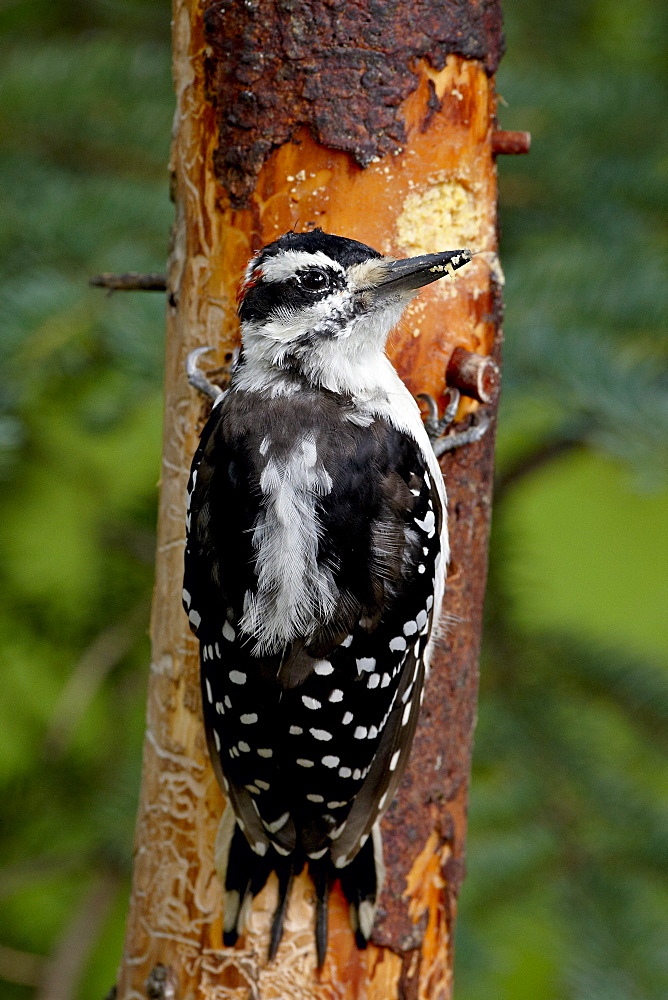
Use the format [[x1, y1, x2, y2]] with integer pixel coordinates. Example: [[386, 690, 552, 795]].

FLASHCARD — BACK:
[[204, 0, 504, 204]]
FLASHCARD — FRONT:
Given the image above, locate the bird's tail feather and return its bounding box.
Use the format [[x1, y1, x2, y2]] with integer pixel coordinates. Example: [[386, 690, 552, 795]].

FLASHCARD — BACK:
[[221, 821, 273, 946], [217, 816, 384, 961], [309, 860, 333, 969], [268, 858, 295, 961], [338, 824, 385, 948]]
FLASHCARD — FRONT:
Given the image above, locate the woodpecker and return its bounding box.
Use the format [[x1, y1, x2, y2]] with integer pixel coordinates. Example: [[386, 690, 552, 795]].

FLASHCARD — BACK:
[[183, 229, 472, 966]]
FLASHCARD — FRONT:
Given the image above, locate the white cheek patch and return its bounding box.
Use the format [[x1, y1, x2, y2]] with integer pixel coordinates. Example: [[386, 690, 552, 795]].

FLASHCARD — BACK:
[[249, 290, 349, 345]]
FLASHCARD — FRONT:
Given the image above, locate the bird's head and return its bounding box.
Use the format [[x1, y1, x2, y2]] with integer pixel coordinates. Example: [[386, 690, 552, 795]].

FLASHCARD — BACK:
[[236, 229, 471, 391]]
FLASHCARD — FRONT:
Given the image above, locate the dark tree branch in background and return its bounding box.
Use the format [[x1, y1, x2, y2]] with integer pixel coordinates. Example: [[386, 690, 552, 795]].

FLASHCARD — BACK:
[[45, 599, 151, 756], [0, 945, 45, 989], [494, 434, 586, 505], [36, 869, 122, 1000], [89, 272, 167, 292]]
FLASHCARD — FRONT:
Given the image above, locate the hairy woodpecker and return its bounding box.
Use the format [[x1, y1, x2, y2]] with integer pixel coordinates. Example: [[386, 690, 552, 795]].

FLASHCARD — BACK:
[[183, 229, 472, 966]]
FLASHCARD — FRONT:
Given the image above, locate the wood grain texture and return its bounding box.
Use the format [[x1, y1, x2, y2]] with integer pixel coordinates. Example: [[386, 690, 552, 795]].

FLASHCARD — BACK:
[[116, 1, 502, 996]]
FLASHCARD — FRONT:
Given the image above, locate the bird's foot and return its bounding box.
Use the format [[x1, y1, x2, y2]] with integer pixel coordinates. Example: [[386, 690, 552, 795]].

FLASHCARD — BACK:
[[186, 346, 232, 403], [418, 388, 490, 457]]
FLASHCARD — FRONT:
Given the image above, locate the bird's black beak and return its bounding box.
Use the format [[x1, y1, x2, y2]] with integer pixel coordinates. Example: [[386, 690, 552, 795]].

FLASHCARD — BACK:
[[376, 248, 472, 294]]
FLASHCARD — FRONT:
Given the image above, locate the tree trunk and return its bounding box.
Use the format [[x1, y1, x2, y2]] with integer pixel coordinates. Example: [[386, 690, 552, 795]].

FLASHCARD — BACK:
[[116, 2, 505, 997]]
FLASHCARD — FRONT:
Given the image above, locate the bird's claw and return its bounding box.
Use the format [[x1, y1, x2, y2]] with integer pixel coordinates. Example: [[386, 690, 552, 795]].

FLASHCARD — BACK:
[[186, 346, 227, 403], [418, 388, 490, 456]]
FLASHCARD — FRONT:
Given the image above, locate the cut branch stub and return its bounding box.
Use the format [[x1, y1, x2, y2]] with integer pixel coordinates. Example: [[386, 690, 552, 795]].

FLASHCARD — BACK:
[[491, 129, 532, 155], [447, 346, 500, 404]]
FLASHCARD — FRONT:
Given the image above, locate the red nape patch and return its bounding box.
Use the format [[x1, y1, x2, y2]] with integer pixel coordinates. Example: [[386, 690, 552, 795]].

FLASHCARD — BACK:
[[237, 266, 263, 304]]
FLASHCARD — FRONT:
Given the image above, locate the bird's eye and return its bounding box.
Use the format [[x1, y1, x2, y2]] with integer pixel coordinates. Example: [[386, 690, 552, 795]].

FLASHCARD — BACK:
[[297, 268, 329, 292]]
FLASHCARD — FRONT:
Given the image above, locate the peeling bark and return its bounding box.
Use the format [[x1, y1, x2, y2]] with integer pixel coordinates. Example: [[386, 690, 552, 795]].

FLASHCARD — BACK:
[[116, 2, 502, 997], [204, 0, 504, 205]]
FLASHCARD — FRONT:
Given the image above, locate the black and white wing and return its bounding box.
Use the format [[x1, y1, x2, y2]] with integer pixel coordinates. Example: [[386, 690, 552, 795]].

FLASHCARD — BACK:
[[183, 387, 445, 953]]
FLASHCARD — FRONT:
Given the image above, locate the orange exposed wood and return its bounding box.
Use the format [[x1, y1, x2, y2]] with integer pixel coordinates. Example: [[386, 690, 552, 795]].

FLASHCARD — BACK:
[[116, 1, 502, 997]]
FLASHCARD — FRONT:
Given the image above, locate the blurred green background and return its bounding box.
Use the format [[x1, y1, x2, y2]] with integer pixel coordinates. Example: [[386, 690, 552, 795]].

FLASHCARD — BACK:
[[0, 1, 666, 997]]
